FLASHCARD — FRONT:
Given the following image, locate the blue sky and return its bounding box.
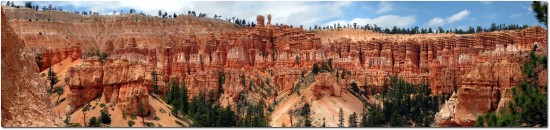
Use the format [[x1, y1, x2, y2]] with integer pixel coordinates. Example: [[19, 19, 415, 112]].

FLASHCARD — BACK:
[[4, 1, 544, 30]]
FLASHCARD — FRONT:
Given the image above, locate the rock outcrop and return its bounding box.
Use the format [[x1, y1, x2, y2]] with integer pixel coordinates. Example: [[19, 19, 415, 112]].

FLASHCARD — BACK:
[[453, 58, 523, 126], [312, 73, 341, 99], [66, 59, 152, 116], [1, 10, 64, 127], [33, 46, 82, 71]]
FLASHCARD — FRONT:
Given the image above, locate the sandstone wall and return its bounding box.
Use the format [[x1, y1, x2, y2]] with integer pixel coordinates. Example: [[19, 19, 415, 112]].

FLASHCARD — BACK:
[[66, 59, 152, 116], [1, 10, 64, 127]]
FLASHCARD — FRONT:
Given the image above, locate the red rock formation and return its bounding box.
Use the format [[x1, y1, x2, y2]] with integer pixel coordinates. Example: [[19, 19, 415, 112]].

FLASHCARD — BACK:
[[66, 58, 153, 116], [3, 8, 548, 127], [1, 10, 64, 127], [312, 73, 340, 99], [35, 46, 82, 71]]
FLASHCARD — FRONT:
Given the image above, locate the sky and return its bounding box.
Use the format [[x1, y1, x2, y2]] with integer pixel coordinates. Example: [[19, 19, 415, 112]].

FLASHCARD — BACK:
[[4, 1, 545, 30]]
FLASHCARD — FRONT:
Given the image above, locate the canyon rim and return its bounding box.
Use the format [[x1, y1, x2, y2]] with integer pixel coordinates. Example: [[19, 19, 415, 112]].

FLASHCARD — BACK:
[[1, 1, 548, 128]]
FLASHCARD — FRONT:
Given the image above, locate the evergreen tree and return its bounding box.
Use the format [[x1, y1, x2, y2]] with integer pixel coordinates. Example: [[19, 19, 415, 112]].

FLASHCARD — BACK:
[[24, 2, 32, 9], [532, 1, 548, 26], [88, 117, 101, 127], [82, 103, 90, 127], [360, 109, 367, 127], [48, 67, 59, 93], [351, 82, 359, 94], [180, 79, 189, 114], [151, 70, 159, 95], [54, 86, 64, 103], [99, 109, 111, 124], [338, 107, 344, 127], [301, 102, 312, 127], [348, 112, 358, 127], [138, 101, 146, 124]]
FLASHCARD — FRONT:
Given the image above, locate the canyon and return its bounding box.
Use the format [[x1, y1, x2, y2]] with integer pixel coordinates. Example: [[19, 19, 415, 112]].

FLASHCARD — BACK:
[[2, 6, 547, 127]]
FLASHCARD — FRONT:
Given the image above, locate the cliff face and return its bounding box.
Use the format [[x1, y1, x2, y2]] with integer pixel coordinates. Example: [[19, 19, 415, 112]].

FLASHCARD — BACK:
[[66, 58, 153, 116], [3, 7, 548, 127], [3, 7, 242, 51], [1, 11, 64, 127]]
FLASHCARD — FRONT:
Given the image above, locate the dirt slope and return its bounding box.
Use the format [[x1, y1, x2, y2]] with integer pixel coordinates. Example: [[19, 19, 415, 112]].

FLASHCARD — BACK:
[[270, 73, 365, 127]]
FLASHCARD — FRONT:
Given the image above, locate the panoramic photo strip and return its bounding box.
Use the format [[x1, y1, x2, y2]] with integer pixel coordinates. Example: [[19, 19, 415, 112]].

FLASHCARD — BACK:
[[1, 0, 547, 127]]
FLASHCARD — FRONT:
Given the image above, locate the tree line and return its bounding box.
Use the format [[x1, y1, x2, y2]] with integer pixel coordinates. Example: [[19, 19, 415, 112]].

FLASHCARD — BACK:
[[309, 22, 530, 34], [163, 78, 270, 127]]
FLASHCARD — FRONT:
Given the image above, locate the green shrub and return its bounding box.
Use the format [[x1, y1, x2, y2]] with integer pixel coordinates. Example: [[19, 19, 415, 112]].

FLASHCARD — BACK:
[[127, 120, 135, 127], [154, 116, 160, 121], [175, 120, 186, 127], [122, 111, 126, 120], [88, 117, 101, 127], [145, 122, 155, 127], [99, 110, 111, 124]]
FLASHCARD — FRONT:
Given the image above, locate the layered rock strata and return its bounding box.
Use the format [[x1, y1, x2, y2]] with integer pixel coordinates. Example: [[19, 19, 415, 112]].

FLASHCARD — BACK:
[[1, 10, 64, 127]]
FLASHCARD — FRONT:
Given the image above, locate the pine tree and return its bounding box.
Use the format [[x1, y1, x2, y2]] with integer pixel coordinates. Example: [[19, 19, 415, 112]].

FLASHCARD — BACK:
[[312, 63, 320, 75], [302, 102, 312, 127], [351, 82, 359, 94], [348, 112, 358, 127], [138, 101, 146, 124], [99, 109, 111, 124], [82, 103, 91, 127], [55, 86, 64, 103], [88, 117, 101, 127], [48, 67, 59, 93], [180, 79, 189, 114], [360, 109, 367, 127], [151, 70, 159, 95], [338, 107, 344, 127], [532, 1, 548, 26]]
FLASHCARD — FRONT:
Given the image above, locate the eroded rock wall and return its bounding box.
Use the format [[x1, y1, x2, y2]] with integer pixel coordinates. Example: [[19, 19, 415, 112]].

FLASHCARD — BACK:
[[1, 10, 64, 127], [66, 58, 152, 116]]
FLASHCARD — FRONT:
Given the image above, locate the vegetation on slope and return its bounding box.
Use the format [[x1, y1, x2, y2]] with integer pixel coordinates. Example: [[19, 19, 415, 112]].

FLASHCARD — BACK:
[[474, 46, 547, 127]]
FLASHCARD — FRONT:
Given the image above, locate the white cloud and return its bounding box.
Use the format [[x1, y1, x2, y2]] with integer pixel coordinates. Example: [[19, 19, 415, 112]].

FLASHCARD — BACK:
[[376, 1, 393, 14], [425, 10, 470, 27], [324, 15, 416, 28], [448, 10, 471, 23], [427, 18, 445, 27], [29, 1, 353, 27]]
